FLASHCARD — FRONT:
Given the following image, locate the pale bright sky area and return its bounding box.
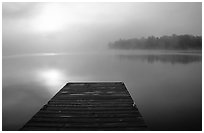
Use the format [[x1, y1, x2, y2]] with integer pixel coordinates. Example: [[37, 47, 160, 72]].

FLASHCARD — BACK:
[[2, 2, 202, 56]]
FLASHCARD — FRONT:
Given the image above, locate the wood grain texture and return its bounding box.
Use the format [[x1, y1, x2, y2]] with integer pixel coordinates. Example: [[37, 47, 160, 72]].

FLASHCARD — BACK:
[[21, 82, 148, 131]]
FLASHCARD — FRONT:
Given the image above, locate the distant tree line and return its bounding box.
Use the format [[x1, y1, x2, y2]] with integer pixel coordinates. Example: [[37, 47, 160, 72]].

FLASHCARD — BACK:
[[109, 34, 202, 50]]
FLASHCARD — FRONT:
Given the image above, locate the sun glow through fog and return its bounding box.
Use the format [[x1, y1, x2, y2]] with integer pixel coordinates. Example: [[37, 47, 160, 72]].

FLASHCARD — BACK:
[[30, 3, 115, 33], [32, 4, 68, 33], [38, 69, 67, 87]]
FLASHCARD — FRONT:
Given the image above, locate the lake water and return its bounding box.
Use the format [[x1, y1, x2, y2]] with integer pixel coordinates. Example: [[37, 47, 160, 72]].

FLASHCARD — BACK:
[[2, 50, 202, 131]]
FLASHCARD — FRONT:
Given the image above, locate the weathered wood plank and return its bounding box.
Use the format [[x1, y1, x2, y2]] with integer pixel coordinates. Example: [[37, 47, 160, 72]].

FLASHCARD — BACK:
[[21, 82, 148, 131], [33, 113, 142, 118]]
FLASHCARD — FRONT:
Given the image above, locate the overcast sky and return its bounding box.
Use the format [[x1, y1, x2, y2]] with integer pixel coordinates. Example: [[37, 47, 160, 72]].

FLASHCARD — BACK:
[[2, 2, 202, 56]]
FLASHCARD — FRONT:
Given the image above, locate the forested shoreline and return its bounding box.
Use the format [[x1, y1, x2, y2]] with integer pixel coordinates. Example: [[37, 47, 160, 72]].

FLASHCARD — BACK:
[[109, 34, 202, 50]]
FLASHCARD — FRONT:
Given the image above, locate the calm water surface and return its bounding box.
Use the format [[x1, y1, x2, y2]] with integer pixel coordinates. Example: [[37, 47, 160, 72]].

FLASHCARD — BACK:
[[2, 50, 202, 130]]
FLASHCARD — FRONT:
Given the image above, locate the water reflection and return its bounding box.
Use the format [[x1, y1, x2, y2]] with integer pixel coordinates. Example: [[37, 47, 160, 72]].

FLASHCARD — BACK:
[[2, 57, 68, 130], [37, 69, 68, 87], [117, 54, 201, 64], [2, 82, 52, 130], [2, 52, 202, 130]]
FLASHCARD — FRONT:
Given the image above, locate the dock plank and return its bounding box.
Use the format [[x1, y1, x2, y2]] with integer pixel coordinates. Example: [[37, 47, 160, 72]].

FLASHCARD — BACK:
[[21, 82, 148, 131]]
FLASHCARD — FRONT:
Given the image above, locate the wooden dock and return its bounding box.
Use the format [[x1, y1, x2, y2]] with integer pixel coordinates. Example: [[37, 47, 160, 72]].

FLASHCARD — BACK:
[[21, 82, 148, 131]]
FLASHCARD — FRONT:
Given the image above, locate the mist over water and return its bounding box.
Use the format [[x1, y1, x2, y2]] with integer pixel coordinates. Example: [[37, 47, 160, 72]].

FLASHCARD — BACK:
[[2, 2, 202, 131], [2, 3, 201, 56], [3, 51, 202, 130]]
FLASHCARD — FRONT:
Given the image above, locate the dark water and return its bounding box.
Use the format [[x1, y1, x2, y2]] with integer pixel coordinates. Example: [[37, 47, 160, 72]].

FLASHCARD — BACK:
[[2, 50, 202, 131]]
